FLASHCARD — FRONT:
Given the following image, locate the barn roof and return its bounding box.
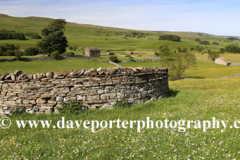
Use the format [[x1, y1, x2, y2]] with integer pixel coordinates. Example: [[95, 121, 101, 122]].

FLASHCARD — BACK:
[[216, 57, 230, 63]]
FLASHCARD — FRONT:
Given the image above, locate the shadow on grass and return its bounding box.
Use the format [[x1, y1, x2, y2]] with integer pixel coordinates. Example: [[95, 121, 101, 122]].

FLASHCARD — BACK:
[[168, 90, 179, 97]]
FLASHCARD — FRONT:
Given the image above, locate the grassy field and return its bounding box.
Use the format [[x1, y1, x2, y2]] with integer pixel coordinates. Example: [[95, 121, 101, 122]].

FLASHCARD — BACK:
[[2, 77, 240, 159], [2, 14, 240, 159], [0, 58, 114, 74]]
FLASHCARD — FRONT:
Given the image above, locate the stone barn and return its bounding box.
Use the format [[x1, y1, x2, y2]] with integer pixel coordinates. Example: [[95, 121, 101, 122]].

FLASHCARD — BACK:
[[215, 57, 231, 66], [106, 52, 114, 55], [83, 47, 100, 57], [126, 51, 133, 55]]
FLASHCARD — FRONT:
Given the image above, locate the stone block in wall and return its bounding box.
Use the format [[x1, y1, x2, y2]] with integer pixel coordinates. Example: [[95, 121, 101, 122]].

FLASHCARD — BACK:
[[4, 101, 16, 106], [109, 93, 116, 99], [36, 98, 46, 104], [117, 93, 124, 99], [87, 95, 100, 101], [101, 94, 110, 100]]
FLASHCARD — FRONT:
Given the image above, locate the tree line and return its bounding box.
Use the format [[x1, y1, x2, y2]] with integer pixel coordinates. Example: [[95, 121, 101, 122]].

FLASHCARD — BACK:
[[0, 30, 26, 40], [159, 34, 181, 42]]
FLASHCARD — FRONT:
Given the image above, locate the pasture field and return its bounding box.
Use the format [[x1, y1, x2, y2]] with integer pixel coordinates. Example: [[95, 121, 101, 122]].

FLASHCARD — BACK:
[[0, 58, 114, 75], [1, 14, 240, 159], [2, 77, 240, 159]]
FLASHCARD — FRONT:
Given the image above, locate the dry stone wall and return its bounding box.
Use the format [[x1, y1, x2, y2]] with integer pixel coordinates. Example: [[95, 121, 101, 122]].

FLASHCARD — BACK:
[[0, 67, 169, 115]]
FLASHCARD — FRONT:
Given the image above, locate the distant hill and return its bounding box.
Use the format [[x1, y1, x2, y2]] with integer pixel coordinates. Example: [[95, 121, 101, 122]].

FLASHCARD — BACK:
[[0, 14, 230, 50]]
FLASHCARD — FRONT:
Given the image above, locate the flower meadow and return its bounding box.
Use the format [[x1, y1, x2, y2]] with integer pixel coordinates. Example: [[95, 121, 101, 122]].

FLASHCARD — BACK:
[[1, 77, 240, 159]]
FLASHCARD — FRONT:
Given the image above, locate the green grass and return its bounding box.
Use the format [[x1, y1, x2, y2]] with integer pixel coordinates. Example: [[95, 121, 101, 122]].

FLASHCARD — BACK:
[[2, 77, 240, 159], [119, 60, 240, 78], [2, 13, 240, 159], [0, 58, 114, 74]]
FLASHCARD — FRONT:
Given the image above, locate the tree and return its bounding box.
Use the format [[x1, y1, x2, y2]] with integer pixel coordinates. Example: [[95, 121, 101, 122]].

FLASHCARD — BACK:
[[15, 50, 22, 60], [159, 45, 171, 59], [220, 48, 225, 54], [208, 51, 220, 60], [50, 51, 60, 59], [37, 19, 68, 56], [109, 55, 118, 62], [24, 47, 39, 56], [41, 19, 66, 36], [159, 34, 181, 42], [225, 44, 240, 53], [162, 52, 196, 79]]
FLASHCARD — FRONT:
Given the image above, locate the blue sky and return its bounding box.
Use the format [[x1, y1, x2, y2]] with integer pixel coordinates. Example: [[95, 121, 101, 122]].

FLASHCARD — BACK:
[[1, 0, 240, 36]]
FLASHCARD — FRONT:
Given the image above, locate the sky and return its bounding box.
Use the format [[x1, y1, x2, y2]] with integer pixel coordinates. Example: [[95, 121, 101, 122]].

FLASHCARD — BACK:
[[0, 0, 240, 36]]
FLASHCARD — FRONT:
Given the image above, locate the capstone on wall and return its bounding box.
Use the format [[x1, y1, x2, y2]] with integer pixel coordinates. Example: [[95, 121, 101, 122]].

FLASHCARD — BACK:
[[0, 67, 169, 115]]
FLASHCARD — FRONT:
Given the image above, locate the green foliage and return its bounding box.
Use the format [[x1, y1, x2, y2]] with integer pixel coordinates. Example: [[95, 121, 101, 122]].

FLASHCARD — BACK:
[[220, 48, 226, 54], [125, 31, 145, 38], [38, 30, 68, 55], [190, 47, 194, 51], [138, 55, 142, 57], [14, 50, 22, 60], [162, 52, 197, 79], [114, 100, 130, 108], [196, 47, 203, 52], [125, 54, 131, 57], [177, 47, 187, 53], [41, 19, 66, 36], [195, 38, 201, 42], [25, 32, 42, 39], [0, 30, 26, 40], [0, 44, 19, 56], [228, 37, 238, 41], [58, 101, 83, 115], [159, 34, 181, 42], [212, 41, 219, 45], [208, 51, 220, 60], [10, 106, 26, 115], [50, 51, 60, 59], [225, 44, 240, 53], [38, 19, 68, 55], [154, 51, 159, 56], [199, 40, 210, 45], [23, 47, 39, 56], [159, 45, 171, 59], [63, 52, 75, 57], [109, 55, 118, 62]]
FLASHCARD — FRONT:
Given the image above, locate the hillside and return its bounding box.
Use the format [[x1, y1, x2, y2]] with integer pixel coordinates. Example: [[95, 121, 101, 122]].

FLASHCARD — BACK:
[[0, 14, 232, 52]]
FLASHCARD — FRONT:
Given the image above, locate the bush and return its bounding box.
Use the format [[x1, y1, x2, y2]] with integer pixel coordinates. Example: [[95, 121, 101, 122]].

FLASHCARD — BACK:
[[30, 33, 42, 39], [63, 52, 75, 57], [125, 54, 131, 57], [4, 50, 14, 56], [138, 55, 142, 57], [50, 51, 60, 59], [159, 34, 181, 42], [162, 52, 196, 79], [24, 47, 39, 56], [109, 55, 118, 62], [114, 100, 130, 108], [11, 106, 26, 115], [208, 51, 220, 60], [154, 51, 159, 56], [58, 101, 83, 115], [225, 44, 240, 53], [15, 50, 22, 60]]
